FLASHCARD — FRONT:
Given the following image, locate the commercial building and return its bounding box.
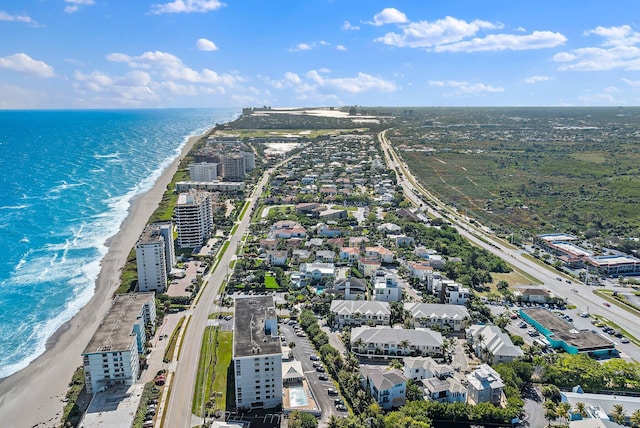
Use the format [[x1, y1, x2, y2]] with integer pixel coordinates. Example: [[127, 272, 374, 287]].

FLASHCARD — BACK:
[[189, 162, 218, 181], [175, 190, 213, 248], [233, 296, 283, 410], [587, 255, 640, 276], [82, 293, 156, 394], [520, 308, 616, 357], [135, 222, 175, 292]]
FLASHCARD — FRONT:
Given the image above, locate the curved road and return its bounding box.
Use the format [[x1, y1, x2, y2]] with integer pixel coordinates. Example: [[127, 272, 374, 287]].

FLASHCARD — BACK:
[[378, 129, 640, 339]]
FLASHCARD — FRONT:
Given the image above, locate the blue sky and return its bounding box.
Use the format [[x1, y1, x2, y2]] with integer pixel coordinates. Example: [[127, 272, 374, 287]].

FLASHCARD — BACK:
[[1, 0, 640, 108]]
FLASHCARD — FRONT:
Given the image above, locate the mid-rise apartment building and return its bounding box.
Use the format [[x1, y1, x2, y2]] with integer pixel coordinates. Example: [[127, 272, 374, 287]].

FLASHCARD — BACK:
[[233, 296, 283, 410], [82, 293, 156, 394], [135, 222, 175, 292]]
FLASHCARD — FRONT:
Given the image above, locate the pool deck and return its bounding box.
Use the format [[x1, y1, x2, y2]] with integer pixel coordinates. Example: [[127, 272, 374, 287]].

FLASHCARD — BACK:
[[283, 379, 321, 415]]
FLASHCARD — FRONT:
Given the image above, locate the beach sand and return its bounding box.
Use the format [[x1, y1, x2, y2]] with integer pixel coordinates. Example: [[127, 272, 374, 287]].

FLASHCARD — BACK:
[[0, 130, 209, 428]]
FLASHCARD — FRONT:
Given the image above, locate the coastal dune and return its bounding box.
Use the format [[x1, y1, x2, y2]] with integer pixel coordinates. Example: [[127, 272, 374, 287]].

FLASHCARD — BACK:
[[0, 130, 208, 428]]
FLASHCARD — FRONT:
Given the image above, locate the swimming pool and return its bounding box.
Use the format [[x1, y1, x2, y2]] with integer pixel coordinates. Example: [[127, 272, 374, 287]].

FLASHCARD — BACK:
[[289, 385, 309, 407]]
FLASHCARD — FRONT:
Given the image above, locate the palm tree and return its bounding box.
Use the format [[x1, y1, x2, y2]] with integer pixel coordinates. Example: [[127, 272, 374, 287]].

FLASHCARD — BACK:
[[556, 402, 571, 425], [543, 400, 557, 427], [612, 404, 627, 425], [630, 409, 640, 427], [389, 358, 403, 370], [353, 337, 365, 354], [574, 402, 587, 420], [398, 339, 411, 356], [327, 415, 340, 428]]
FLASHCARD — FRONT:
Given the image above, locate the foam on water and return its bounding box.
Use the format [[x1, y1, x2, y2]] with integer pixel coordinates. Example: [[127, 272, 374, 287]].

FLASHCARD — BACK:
[[0, 108, 239, 378]]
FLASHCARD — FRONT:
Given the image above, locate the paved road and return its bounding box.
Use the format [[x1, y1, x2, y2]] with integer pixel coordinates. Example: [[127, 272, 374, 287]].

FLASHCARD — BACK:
[[162, 168, 274, 428], [378, 129, 640, 353]]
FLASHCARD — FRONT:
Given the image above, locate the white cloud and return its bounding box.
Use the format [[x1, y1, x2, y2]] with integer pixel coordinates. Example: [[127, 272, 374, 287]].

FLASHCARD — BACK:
[[429, 80, 504, 94], [151, 0, 225, 14], [622, 78, 640, 87], [196, 38, 219, 51], [555, 25, 640, 71], [578, 93, 617, 104], [524, 75, 553, 84], [0, 53, 55, 77], [64, 0, 95, 13], [0, 11, 38, 25], [435, 31, 566, 52], [342, 20, 359, 31], [106, 50, 238, 86], [368, 8, 408, 26], [375, 16, 500, 48], [336, 45, 347, 51], [289, 43, 312, 52], [306, 70, 397, 93], [284, 72, 301, 84]]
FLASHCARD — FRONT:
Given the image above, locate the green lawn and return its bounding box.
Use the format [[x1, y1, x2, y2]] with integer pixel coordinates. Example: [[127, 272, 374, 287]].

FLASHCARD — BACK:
[[193, 326, 217, 416], [211, 331, 233, 412], [265, 273, 279, 289]]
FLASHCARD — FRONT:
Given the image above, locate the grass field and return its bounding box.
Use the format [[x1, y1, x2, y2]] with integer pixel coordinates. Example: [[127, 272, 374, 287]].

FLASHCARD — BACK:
[[265, 273, 279, 289]]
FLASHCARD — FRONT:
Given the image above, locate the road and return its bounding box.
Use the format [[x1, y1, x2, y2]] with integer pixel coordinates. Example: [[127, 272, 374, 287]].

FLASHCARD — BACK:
[[378, 129, 640, 347], [162, 167, 273, 428]]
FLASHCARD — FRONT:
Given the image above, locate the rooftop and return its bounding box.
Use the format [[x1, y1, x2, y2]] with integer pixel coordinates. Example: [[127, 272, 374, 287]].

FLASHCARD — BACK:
[[522, 308, 614, 352], [233, 296, 282, 358], [83, 293, 155, 355]]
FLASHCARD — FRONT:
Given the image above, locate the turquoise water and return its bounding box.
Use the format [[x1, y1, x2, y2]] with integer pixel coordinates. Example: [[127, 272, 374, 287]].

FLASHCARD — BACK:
[[0, 108, 239, 378], [289, 385, 309, 407]]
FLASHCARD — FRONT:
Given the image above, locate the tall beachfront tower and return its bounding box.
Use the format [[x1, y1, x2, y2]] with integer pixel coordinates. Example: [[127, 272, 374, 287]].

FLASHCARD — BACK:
[[222, 153, 246, 181], [175, 189, 213, 248], [82, 293, 156, 394], [189, 162, 218, 181], [233, 296, 283, 410], [135, 222, 174, 292]]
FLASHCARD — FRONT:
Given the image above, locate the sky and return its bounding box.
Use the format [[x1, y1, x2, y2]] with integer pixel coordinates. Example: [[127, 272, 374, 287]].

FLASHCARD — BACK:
[[1, 0, 640, 109]]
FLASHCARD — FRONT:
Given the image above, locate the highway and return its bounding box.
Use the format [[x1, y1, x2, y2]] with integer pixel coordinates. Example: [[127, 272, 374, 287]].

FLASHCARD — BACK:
[[378, 129, 640, 342], [162, 167, 272, 428]]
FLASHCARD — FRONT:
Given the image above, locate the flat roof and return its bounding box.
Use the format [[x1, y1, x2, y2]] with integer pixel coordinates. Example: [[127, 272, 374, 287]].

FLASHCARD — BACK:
[[137, 224, 164, 246], [538, 233, 577, 241], [83, 293, 154, 355], [589, 255, 640, 266], [233, 296, 282, 358], [521, 308, 614, 352], [549, 242, 592, 257]]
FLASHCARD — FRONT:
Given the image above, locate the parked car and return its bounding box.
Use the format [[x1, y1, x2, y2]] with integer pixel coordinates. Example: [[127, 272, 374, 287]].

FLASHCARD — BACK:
[[328, 388, 338, 396], [310, 354, 320, 361], [315, 366, 326, 372], [336, 404, 347, 411], [604, 302, 611, 307], [621, 337, 630, 343], [334, 398, 344, 405], [318, 374, 329, 381]]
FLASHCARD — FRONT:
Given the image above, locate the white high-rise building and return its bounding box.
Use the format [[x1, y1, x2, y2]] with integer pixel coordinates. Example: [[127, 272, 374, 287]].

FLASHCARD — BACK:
[[189, 162, 218, 181], [175, 190, 213, 248], [82, 293, 156, 394], [233, 296, 283, 410], [241, 151, 256, 171], [136, 223, 174, 292]]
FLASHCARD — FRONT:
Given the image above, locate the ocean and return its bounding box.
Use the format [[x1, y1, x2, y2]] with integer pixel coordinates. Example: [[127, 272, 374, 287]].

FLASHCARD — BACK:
[[0, 108, 239, 378]]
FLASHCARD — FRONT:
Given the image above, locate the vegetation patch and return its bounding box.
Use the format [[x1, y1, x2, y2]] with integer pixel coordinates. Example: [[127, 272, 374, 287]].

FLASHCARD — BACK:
[[264, 273, 279, 289], [59, 367, 86, 427], [131, 382, 161, 428], [163, 316, 185, 363]]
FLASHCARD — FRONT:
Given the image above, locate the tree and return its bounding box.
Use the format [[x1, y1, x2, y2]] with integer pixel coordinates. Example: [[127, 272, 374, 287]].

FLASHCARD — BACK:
[[556, 402, 571, 425], [574, 402, 587, 420], [389, 359, 403, 370], [612, 404, 627, 425], [288, 410, 318, 428], [543, 400, 557, 427], [398, 339, 411, 356], [630, 409, 640, 427]]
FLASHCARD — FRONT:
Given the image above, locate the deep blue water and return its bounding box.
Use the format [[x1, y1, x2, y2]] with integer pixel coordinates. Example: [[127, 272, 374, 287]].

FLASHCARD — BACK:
[[0, 108, 239, 378]]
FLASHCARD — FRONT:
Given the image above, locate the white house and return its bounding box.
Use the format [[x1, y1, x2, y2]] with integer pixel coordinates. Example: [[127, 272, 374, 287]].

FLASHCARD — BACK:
[[408, 261, 434, 282], [431, 278, 470, 305], [372, 269, 402, 302], [266, 250, 288, 266], [377, 223, 402, 234], [340, 247, 360, 262], [330, 300, 390, 328], [466, 364, 504, 405], [329, 278, 368, 300], [360, 366, 407, 410], [404, 303, 470, 332], [467, 325, 524, 364], [422, 376, 467, 404], [358, 257, 381, 278], [351, 326, 444, 358], [403, 357, 453, 381], [301, 262, 335, 282]]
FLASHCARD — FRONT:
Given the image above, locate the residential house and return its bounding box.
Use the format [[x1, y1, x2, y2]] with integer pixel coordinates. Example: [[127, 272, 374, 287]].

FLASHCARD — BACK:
[[389, 234, 415, 248], [317, 223, 342, 238], [403, 357, 453, 381], [301, 262, 335, 282], [330, 300, 390, 328], [358, 257, 381, 278], [318, 208, 347, 219], [404, 303, 470, 332], [360, 366, 407, 410], [365, 246, 395, 264], [518, 287, 552, 304], [431, 278, 470, 305], [466, 325, 524, 364], [422, 376, 467, 404], [377, 223, 402, 234], [562, 389, 640, 424], [408, 261, 434, 282], [291, 249, 311, 264], [327, 278, 367, 300], [266, 250, 288, 267], [372, 269, 402, 302], [340, 247, 360, 262], [466, 364, 504, 405], [259, 238, 279, 251], [315, 250, 335, 263], [351, 326, 444, 358], [349, 236, 369, 248]]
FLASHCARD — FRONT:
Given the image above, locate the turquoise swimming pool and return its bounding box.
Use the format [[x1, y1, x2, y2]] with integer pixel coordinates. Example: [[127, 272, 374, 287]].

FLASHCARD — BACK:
[[289, 385, 309, 407]]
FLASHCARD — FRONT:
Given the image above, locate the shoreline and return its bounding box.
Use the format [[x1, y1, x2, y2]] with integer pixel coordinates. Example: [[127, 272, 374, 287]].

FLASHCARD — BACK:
[[0, 128, 211, 428]]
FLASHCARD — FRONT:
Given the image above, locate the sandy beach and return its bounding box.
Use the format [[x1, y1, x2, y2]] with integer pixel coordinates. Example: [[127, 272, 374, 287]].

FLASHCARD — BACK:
[[0, 130, 210, 428]]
